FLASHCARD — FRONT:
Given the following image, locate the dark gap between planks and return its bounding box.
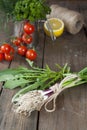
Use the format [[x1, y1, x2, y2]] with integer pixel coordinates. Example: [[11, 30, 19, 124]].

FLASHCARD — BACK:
[[36, 32, 47, 130]]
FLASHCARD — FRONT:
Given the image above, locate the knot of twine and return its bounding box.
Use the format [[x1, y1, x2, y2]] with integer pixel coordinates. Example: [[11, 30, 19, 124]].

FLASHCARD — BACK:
[[44, 83, 64, 112], [44, 74, 78, 112]]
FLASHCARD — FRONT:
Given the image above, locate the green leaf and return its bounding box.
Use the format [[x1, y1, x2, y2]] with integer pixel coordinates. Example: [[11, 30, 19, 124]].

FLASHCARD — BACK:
[[0, 68, 19, 76], [3, 78, 29, 89], [26, 58, 34, 68], [0, 74, 14, 82], [0, 67, 29, 76], [79, 67, 87, 76], [45, 65, 51, 72]]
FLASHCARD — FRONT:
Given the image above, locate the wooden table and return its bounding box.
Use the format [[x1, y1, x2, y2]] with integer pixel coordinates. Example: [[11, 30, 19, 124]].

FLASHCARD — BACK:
[[0, 1, 87, 130]]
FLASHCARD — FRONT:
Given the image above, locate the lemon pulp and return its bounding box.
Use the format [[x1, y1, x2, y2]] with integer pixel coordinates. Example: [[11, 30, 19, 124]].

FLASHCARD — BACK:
[[44, 18, 64, 37]]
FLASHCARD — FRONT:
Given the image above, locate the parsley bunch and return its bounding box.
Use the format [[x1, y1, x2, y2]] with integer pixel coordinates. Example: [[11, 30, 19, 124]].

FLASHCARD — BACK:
[[13, 0, 51, 22]]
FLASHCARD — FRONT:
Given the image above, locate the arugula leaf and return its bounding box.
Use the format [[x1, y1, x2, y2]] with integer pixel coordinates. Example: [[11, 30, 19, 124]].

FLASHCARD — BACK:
[[0, 66, 29, 76], [3, 78, 30, 89], [0, 59, 69, 94], [0, 74, 14, 82]]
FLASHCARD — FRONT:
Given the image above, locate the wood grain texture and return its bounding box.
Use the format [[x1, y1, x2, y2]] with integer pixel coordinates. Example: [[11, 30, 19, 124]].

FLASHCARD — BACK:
[[0, 11, 14, 43], [79, 2, 87, 37], [39, 1, 87, 130]]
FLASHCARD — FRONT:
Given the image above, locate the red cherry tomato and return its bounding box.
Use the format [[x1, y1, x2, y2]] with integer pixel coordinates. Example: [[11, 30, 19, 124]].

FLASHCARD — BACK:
[[1, 44, 11, 54], [0, 47, 3, 53], [26, 49, 37, 61], [23, 22, 35, 34], [22, 33, 32, 44], [12, 37, 22, 46], [0, 52, 4, 61], [10, 47, 15, 54], [5, 53, 14, 61], [18, 46, 27, 56]]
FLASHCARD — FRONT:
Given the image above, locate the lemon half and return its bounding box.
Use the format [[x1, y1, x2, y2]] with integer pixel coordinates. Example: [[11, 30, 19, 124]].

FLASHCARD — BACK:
[[44, 18, 64, 37]]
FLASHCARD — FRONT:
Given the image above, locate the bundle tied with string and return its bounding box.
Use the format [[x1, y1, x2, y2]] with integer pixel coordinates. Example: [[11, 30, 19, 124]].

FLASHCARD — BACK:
[[12, 74, 78, 116], [46, 4, 84, 34]]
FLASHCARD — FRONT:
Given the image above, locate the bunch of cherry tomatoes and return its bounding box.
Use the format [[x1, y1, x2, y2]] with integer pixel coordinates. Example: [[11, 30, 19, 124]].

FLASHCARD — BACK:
[[0, 21, 37, 62]]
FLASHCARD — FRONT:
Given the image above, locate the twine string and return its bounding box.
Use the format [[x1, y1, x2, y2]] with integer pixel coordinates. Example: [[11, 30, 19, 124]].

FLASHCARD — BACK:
[[44, 82, 64, 112], [44, 74, 78, 112]]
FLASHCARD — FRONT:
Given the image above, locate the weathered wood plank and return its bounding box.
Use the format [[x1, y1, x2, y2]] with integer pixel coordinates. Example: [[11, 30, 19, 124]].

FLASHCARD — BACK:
[[0, 11, 14, 43], [39, 1, 87, 130], [78, 2, 87, 37], [0, 24, 45, 130]]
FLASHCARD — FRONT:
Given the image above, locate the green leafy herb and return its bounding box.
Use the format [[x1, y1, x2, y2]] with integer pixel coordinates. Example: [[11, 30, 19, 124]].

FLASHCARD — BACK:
[[12, 66, 87, 103], [0, 59, 69, 91], [1, 60, 87, 103], [58, 67, 87, 90], [13, 0, 51, 22]]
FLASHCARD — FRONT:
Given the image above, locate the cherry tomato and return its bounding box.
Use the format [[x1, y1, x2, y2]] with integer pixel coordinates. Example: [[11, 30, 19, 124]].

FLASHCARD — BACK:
[[23, 22, 35, 34], [10, 47, 15, 54], [0, 47, 4, 61], [18, 46, 27, 56], [0, 52, 4, 61], [22, 33, 32, 44], [0, 47, 3, 53], [5, 53, 14, 61], [12, 37, 22, 46], [1, 44, 11, 54], [26, 49, 37, 61]]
